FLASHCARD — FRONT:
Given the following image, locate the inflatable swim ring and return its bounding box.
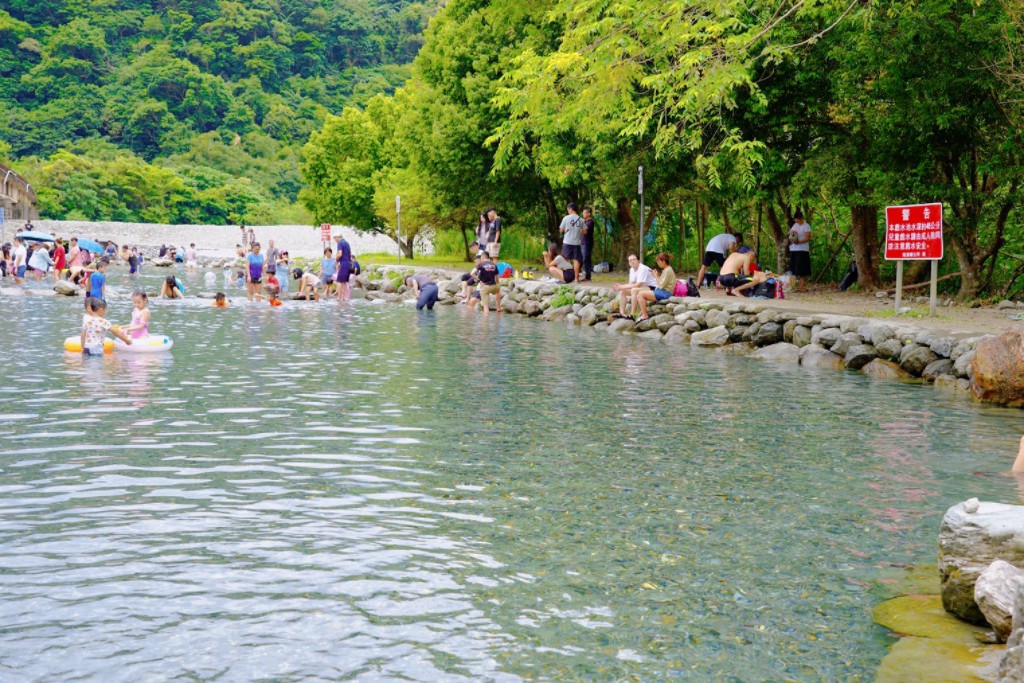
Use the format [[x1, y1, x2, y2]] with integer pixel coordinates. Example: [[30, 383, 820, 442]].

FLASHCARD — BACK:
[[114, 335, 174, 353], [64, 337, 114, 354]]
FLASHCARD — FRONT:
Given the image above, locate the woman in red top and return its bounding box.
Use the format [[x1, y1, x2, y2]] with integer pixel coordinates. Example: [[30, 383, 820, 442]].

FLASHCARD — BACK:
[[52, 239, 67, 282]]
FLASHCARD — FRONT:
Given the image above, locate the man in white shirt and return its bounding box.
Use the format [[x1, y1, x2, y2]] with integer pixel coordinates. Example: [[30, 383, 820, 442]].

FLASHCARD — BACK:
[[697, 231, 737, 290], [558, 203, 585, 282], [612, 253, 658, 316], [788, 211, 812, 292]]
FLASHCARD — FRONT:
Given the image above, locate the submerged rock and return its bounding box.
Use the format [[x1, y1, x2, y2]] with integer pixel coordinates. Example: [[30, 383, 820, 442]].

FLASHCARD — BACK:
[[53, 280, 80, 296], [922, 359, 954, 382], [800, 343, 845, 370], [971, 330, 1024, 408], [607, 317, 636, 333], [750, 342, 799, 363], [975, 560, 1024, 642], [862, 359, 912, 380], [663, 326, 690, 344], [939, 500, 1024, 625]]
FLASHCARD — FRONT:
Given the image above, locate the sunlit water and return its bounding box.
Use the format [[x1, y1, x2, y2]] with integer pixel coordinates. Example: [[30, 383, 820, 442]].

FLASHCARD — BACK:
[[0, 269, 1021, 681]]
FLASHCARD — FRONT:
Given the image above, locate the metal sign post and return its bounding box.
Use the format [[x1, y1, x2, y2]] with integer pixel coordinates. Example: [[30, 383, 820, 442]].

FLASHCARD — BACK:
[[396, 195, 401, 265], [885, 203, 944, 316], [637, 166, 644, 261]]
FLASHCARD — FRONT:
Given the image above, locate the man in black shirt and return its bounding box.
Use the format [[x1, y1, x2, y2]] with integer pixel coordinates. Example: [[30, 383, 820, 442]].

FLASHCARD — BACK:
[[581, 207, 595, 282], [470, 251, 501, 314]]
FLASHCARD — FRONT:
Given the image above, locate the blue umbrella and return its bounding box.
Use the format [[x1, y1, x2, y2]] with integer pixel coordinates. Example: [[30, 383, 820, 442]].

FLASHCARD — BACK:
[[15, 230, 55, 243], [76, 238, 105, 254]]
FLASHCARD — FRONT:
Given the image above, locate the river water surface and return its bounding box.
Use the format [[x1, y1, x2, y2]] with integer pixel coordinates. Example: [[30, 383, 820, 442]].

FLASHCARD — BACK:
[[0, 272, 1021, 681]]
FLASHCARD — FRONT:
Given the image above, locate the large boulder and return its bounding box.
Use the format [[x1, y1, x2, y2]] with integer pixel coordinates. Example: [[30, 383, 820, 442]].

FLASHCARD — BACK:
[[750, 342, 800, 363], [704, 309, 730, 328], [543, 304, 573, 321], [831, 332, 863, 356], [999, 581, 1024, 683], [953, 349, 975, 380], [691, 325, 730, 347], [663, 326, 691, 344], [939, 500, 1024, 625], [875, 338, 904, 361], [861, 359, 912, 380], [811, 327, 842, 347], [922, 358, 954, 382], [753, 322, 783, 346], [975, 560, 1024, 642], [151, 257, 174, 267], [799, 343, 845, 370], [791, 325, 813, 348], [971, 330, 1024, 407], [844, 344, 878, 370], [578, 304, 600, 326], [53, 280, 80, 296], [521, 299, 542, 317], [901, 346, 939, 376], [608, 317, 637, 333]]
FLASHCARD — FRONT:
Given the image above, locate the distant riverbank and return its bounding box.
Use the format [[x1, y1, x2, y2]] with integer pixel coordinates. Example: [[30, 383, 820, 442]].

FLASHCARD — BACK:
[[20, 221, 405, 260]]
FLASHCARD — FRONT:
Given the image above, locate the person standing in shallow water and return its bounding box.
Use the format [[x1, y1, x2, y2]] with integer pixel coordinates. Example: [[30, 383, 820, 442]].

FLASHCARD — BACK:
[[334, 233, 352, 302], [245, 243, 265, 301], [406, 274, 439, 310]]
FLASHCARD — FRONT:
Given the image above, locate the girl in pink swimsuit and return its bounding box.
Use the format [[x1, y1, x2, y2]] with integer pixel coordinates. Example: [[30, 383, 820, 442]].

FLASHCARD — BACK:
[[125, 291, 151, 339]]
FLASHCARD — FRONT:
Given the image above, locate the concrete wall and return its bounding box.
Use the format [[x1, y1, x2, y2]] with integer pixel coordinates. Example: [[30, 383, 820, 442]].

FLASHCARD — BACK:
[[0, 163, 38, 225]]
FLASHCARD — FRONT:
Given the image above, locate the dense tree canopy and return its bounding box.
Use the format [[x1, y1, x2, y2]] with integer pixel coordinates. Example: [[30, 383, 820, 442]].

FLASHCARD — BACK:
[[0, 0, 439, 224], [301, 0, 1024, 295]]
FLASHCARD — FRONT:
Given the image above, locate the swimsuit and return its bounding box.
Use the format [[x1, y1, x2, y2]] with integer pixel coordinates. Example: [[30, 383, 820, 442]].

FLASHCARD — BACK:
[[130, 308, 149, 339]]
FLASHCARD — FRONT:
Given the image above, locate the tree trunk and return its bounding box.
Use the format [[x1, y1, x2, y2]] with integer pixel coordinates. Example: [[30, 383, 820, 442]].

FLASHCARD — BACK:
[[460, 226, 471, 262], [762, 201, 789, 274], [543, 189, 561, 246], [616, 197, 637, 268], [398, 234, 414, 259], [850, 205, 882, 290]]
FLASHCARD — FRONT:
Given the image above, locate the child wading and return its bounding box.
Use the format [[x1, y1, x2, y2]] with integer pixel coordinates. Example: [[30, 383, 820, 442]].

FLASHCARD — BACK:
[[124, 291, 151, 339], [81, 298, 131, 355]]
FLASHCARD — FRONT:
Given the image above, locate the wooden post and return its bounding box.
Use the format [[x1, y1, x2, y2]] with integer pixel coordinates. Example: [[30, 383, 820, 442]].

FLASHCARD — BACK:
[[929, 260, 938, 316], [894, 260, 904, 313]]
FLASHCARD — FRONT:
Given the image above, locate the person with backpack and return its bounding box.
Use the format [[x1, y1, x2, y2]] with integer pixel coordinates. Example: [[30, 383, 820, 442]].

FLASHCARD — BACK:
[[558, 203, 585, 282]]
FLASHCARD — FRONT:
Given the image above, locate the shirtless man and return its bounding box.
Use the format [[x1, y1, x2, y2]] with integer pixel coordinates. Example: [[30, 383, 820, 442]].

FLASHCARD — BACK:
[[718, 250, 757, 296]]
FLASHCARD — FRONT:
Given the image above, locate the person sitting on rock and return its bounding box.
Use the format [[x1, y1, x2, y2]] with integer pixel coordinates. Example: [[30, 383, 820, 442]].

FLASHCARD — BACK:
[[542, 244, 576, 283], [631, 252, 677, 320], [718, 250, 756, 296], [457, 246, 483, 302], [611, 253, 657, 318]]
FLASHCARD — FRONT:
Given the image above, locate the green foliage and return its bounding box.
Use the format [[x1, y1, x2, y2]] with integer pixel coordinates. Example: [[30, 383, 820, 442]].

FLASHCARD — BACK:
[[549, 286, 576, 309], [1, 0, 441, 224]]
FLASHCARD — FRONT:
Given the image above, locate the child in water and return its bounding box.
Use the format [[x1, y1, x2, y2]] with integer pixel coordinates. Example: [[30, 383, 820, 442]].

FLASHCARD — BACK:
[[211, 292, 229, 307], [264, 273, 283, 306], [81, 297, 131, 355], [123, 291, 151, 339]]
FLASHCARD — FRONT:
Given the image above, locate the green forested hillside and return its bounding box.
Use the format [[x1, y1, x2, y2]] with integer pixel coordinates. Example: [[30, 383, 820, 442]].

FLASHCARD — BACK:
[[0, 0, 437, 223]]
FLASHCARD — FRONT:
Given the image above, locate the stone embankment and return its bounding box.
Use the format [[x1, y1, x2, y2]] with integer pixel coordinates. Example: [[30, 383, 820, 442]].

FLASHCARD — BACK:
[[355, 266, 1023, 406]]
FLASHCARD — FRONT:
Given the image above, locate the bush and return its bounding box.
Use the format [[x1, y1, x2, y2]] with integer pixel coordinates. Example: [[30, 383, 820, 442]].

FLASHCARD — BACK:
[[549, 285, 575, 308]]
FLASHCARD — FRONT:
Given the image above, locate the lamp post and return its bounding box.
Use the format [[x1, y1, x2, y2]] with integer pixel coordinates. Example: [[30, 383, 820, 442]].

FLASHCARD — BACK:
[[637, 166, 645, 261]]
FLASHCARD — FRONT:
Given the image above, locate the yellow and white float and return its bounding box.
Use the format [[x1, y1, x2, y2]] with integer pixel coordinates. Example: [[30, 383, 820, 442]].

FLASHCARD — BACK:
[[114, 335, 174, 353], [63, 337, 115, 354]]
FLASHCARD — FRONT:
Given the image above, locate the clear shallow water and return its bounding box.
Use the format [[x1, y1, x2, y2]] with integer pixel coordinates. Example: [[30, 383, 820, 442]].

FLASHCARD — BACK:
[[0, 269, 1021, 681]]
